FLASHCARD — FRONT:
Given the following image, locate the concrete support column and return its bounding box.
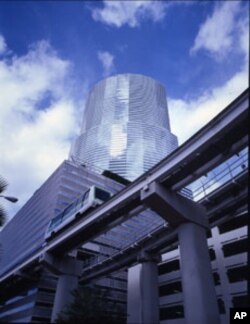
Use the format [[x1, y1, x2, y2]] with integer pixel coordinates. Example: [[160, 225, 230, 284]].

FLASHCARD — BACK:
[[211, 226, 233, 323], [178, 222, 220, 324], [127, 251, 160, 324], [51, 257, 82, 322], [51, 273, 78, 322]]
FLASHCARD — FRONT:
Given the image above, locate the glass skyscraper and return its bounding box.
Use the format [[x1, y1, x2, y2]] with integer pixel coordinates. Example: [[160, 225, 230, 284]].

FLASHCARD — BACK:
[[0, 75, 248, 324], [70, 74, 178, 180]]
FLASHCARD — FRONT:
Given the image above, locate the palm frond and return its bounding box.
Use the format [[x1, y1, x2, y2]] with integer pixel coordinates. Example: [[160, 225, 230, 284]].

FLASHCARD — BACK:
[[0, 207, 6, 226], [0, 176, 8, 194], [0, 175, 8, 226]]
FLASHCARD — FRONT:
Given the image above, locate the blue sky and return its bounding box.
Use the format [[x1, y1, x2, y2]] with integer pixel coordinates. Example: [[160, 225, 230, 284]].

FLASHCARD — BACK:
[[0, 0, 249, 218]]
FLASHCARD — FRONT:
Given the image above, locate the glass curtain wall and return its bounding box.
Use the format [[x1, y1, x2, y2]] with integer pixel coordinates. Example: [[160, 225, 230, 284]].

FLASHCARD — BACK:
[[70, 74, 178, 181]]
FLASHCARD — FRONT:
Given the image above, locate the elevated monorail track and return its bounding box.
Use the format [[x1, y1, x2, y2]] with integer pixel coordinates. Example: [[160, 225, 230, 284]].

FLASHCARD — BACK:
[[79, 168, 248, 283], [0, 89, 248, 290]]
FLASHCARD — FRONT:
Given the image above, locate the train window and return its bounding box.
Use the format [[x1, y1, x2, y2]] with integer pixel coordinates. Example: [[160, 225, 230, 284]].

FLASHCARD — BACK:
[[62, 202, 76, 221], [45, 187, 112, 241], [82, 190, 90, 203], [95, 187, 111, 201], [75, 190, 89, 210], [49, 214, 62, 231]]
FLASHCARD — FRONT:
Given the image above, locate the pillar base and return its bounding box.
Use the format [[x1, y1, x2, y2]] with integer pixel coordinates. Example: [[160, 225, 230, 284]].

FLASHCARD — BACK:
[[127, 252, 160, 324], [50, 257, 82, 322], [178, 222, 220, 324]]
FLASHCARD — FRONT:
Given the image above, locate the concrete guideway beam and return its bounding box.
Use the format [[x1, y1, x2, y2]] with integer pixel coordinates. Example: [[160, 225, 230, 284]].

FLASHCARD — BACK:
[[0, 90, 247, 286], [39, 252, 82, 276], [140, 181, 208, 228], [141, 181, 220, 324]]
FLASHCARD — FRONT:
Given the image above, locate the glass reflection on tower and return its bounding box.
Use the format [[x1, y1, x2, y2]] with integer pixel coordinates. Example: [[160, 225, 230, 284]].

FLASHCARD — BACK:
[[70, 74, 178, 181]]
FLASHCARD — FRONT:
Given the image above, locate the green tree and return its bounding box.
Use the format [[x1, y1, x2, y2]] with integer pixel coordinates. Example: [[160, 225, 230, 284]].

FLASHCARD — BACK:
[[0, 176, 8, 227], [56, 285, 126, 324]]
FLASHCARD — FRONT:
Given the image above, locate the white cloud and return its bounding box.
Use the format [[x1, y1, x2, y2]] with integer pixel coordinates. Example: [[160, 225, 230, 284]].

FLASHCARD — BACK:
[[0, 37, 80, 219], [98, 51, 115, 76], [168, 65, 248, 145], [238, 15, 250, 63], [0, 34, 7, 55], [173, 1, 248, 145], [190, 1, 243, 60], [92, 0, 167, 28]]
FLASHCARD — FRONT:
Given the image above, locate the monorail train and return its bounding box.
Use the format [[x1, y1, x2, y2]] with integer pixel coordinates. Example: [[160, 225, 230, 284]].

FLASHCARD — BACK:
[[44, 186, 112, 240]]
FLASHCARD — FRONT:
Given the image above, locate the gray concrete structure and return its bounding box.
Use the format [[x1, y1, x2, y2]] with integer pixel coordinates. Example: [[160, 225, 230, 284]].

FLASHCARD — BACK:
[[140, 181, 208, 227], [0, 161, 128, 323], [50, 257, 82, 322], [178, 222, 220, 324], [127, 251, 160, 324], [141, 182, 220, 323], [0, 85, 248, 323], [1, 85, 247, 282]]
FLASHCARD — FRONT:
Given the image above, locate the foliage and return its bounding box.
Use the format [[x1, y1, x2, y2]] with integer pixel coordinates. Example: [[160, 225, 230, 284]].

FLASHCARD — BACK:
[[56, 285, 126, 324], [0, 176, 8, 226]]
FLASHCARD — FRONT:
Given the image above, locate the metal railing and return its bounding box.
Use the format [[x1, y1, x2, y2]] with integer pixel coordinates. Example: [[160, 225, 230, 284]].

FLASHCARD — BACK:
[[81, 149, 248, 272], [191, 149, 248, 201], [70, 156, 107, 175]]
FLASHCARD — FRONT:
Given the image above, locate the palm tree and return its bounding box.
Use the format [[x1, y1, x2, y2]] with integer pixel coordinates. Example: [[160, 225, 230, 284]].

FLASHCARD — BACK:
[[0, 176, 8, 227]]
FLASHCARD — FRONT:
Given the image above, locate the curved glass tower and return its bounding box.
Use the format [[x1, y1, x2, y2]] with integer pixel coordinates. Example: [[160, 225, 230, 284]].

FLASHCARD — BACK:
[[70, 74, 178, 180]]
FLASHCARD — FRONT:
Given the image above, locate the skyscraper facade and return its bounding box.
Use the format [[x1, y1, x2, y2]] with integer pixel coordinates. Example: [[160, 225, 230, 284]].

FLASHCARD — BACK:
[[1, 74, 247, 324], [0, 161, 128, 322], [70, 74, 178, 180]]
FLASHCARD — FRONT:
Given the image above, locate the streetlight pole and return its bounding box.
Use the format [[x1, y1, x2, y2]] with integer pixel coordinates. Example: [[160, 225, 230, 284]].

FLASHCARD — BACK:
[[0, 195, 18, 203]]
